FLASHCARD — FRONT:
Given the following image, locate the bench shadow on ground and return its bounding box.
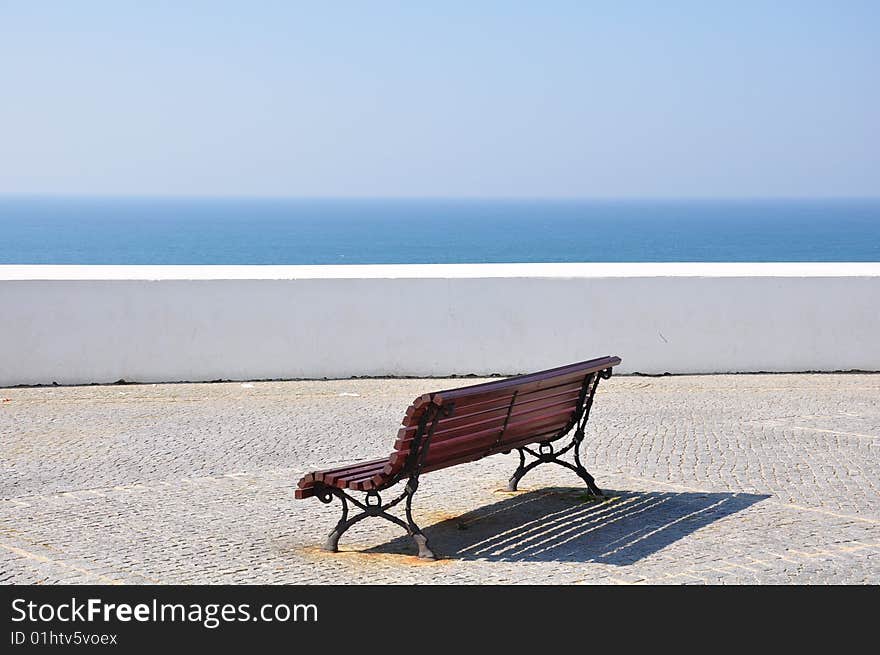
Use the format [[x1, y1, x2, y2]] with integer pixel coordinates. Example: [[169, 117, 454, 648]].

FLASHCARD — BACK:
[[366, 487, 769, 565]]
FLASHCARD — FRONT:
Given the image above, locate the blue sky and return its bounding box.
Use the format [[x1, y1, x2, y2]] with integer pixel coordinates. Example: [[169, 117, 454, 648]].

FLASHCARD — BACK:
[[1, 1, 877, 197]]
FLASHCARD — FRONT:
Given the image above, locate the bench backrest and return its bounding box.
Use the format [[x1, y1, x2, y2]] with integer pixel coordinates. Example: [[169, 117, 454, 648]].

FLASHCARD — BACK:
[[385, 356, 621, 480]]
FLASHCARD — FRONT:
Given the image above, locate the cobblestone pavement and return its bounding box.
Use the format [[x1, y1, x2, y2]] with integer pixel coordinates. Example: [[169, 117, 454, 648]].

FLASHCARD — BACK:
[[1, 374, 878, 584]]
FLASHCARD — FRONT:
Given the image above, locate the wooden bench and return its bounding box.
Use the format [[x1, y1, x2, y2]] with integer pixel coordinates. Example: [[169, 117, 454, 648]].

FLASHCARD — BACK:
[[295, 355, 621, 559]]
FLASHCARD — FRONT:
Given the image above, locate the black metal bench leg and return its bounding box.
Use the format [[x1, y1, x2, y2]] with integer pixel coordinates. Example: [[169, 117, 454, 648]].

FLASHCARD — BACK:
[[325, 509, 345, 552], [325, 510, 371, 552], [315, 480, 436, 559], [506, 436, 604, 498], [508, 448, 541, 491], [404, 478, 435, 560], [571, 438, 604, 497], [555, 459, 604, 497], [325, 529, 342, 552], [322, 490, 358, 552]]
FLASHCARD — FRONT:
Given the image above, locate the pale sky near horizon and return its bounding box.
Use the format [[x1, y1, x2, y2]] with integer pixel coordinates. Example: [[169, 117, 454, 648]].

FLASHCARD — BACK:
[[1, 1, 878, 198]]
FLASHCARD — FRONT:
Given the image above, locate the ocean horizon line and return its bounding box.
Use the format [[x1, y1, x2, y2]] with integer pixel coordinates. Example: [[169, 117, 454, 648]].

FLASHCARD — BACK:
[[3, 193, 880, 203]]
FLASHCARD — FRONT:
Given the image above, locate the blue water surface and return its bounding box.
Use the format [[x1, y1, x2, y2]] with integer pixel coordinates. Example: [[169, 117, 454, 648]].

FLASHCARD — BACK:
[[1, 196, 878, 264]]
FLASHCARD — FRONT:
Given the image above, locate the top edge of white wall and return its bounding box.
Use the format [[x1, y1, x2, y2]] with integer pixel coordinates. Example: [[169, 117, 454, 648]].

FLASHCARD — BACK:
[[1, 263, 880, 281]]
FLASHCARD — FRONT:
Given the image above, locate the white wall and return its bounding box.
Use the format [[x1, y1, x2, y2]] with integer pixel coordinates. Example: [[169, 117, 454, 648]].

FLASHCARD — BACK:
[[1, 264, 878, 386]]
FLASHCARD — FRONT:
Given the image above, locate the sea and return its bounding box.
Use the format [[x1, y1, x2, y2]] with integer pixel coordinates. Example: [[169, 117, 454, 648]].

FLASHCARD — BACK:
[[1, 196, 878, 264]]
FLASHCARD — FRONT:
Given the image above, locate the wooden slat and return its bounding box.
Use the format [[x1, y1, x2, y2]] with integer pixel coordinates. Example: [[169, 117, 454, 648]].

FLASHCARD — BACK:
[[400, 399, 433, 427], [352, 477, 380, 492], [420, 450, 486, 473], [454, 379, 583, 413], [487, 427, 571, 456], [294, 487, 316, 499], [316, 459, 387, 485], [499, 413, 574, 444], [399, 403, 575, 458], [394, 391, 582, 451], [342, 468, 387, 485], [431, 376, 583, 418], [395, 383, 583, 443], [350, 472, 392, 491], [419, 430, 501, 465], [432, 356, 619, 404], [367, 471, 391, 489], [420, 426, 569, 475], [413, 394, 434, 409], [423, 419, 569, 468], [400, 405, 421, 427], [420, 426, 567, 474], [390, 405, 575, 469]]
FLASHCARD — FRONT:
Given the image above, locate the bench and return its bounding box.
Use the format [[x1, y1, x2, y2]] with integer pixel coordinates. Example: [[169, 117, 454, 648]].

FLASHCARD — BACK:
[[295, 355, 621, 559]]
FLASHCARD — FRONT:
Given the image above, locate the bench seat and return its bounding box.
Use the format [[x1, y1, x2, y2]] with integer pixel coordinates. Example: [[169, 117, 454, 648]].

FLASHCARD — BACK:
[[295, 458, 390, 498]]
